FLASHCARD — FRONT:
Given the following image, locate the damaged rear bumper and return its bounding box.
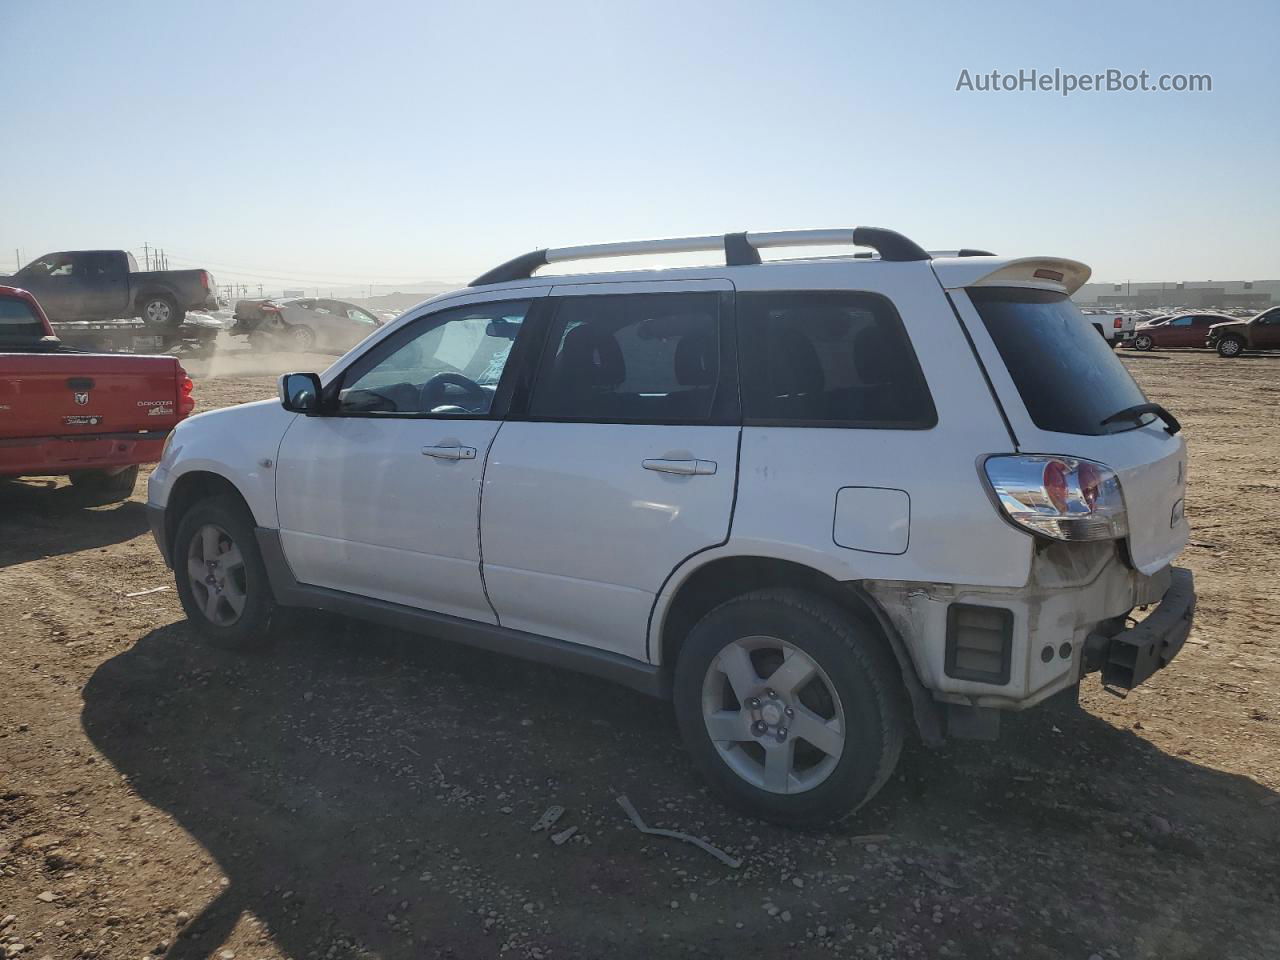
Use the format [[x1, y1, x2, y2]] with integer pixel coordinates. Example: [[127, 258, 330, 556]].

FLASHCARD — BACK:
[[1090, 567, 1195, 690]]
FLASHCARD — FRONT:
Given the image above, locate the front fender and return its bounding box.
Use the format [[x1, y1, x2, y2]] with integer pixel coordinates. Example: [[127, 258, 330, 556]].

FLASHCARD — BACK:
[[148, 399, 296, 528]]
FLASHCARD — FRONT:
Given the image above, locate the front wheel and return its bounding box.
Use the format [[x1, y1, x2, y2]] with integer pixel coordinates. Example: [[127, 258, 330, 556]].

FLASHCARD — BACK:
[[1217, 336, 1244, 357], [173, 495, 277, 649], [1133, 333, 1154, 351], [673, 589, 905, 825]]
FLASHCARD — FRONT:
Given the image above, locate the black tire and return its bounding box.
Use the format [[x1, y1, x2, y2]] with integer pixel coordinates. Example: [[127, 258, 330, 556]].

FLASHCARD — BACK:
[[172, 494, 277, 650], [1217, 336, 1244, 358], [287, 324, 316, 351], [1133, 333, 1154, 351], [68, 464, 139, 503], [673, 589, 905, 825], [140, 293, 183, 328]]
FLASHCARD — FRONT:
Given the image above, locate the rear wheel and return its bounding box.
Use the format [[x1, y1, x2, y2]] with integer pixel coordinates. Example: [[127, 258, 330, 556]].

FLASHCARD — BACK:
[[140, 294, 182, 328], [673, 589, 905, 825], [68, 464, 139, 503], [1217, 336, 1244, 357], [1133, 333, 1154, 351], [173, 495, 277, 649]]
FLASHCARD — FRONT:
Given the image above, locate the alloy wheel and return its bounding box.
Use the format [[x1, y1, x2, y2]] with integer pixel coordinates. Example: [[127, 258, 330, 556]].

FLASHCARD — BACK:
[[186, 523, 247, 626], [145, 299, 172, 323], [701, 636, 846, 794]]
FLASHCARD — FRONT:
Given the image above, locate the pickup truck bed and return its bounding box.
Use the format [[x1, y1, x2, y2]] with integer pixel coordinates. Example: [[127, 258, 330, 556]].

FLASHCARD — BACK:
[[0, 285, 194, 493]]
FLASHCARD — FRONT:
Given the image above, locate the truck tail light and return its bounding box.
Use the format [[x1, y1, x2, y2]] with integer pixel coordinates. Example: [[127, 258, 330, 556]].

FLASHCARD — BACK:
[[177, 364, 196, 416], [261, 303, 281, 314], [200, 270, 211, 292], [983, 455, 1127, 541], [1114, 317, 1123, 328]]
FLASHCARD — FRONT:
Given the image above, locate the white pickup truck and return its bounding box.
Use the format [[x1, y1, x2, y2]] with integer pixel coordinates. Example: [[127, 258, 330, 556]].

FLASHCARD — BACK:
[[1079, 309, 1139, 348]]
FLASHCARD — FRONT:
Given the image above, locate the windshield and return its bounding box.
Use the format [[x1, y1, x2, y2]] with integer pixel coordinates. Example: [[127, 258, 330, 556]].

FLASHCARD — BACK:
[[970, 287, 1151, 436]]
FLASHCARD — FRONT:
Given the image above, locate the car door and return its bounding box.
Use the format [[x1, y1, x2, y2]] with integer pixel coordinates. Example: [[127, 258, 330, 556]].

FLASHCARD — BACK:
[[1163, 315, 1196, 346], [479, 281, 739, 661], [1254, 309, 1280, 349], [14, 253, 78, 319], [80, 252, 131, 319], [274, 293, 544, 622]]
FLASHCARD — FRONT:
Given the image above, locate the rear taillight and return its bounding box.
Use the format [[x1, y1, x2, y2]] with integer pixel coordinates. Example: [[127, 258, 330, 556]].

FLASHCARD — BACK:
[[177, 364, 195, 416], [983, 455, 1127, 541], [1114, 317, 1123, 328], [262, 304, 281, 314], [200, 270, 211, 291]]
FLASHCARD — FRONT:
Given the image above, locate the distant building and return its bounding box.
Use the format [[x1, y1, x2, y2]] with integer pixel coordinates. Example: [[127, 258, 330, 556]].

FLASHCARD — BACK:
[[1075, 279, 1279, 310]]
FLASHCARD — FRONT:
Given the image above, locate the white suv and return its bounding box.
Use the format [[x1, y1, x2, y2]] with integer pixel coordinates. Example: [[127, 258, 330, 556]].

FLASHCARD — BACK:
[[146, 228, 1195, 824]]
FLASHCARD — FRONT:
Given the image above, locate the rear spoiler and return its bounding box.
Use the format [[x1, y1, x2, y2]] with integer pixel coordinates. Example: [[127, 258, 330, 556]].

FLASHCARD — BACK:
[[931, 256, 1091, 296]]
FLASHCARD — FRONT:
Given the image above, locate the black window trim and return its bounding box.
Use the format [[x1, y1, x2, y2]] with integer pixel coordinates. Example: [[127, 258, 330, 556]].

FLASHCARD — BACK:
[[506, 289, 741, 427], [321, 296, 546, 421], [737, 289, 939, 431]]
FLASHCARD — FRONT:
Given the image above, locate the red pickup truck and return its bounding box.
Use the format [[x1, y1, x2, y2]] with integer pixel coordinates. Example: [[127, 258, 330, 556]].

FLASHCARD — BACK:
[[0, 285, 195, 501]]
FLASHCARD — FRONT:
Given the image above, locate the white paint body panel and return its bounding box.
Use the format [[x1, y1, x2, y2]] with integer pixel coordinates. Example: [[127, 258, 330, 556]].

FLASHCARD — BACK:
[[274, 416, 500, 622], [833, 487, 910, 554], [948, 290, 1189, 575], [481, 421, 739, 658], [147, 399, 294, 528]]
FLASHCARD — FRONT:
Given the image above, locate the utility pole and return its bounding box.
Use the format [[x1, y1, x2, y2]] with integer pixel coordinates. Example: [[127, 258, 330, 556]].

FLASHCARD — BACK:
[[257, 284, 263, 297], [143, 243, 150, 271]]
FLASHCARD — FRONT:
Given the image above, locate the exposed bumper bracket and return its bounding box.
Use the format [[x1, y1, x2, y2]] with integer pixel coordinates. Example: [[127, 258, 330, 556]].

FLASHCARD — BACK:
[[1097, 567, 1195, 691]]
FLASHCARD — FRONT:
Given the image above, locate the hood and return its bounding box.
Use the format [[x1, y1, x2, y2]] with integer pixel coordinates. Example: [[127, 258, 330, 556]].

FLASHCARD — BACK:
[[1209, 319, 1248, 331]]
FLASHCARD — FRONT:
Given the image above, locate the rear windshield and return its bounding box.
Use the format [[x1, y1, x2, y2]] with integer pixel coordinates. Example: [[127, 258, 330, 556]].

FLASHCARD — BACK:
[[0, 295, 46, 340], [969, 287, 1150, 436]]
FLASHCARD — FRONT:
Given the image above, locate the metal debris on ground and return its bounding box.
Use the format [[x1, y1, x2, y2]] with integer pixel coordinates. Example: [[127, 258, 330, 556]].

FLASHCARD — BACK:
[[550, 826, 578, 846], [530, 805, 565, 833], [615, 795, 742, 869], [124, 586, 170, 598]]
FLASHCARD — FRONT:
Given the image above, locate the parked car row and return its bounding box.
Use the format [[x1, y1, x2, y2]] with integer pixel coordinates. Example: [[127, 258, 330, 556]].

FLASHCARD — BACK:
[[1127, 306, 1280, 356]]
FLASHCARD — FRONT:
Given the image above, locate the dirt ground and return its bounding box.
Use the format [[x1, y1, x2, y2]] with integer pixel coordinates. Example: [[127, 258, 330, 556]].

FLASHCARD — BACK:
[[2, 347, 1277, 960]]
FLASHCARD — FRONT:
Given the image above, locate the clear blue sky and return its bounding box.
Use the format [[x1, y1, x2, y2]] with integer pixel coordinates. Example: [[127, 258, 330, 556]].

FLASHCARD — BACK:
[[2, 0, 1276, 290]]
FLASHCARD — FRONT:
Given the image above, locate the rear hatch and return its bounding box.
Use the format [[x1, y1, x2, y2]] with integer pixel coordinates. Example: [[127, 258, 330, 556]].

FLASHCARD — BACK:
[[0, 351, 190, 440], [942, 267, 1188, 574]]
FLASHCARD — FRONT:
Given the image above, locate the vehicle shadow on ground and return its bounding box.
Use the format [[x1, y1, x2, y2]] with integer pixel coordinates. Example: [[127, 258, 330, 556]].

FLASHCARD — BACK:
[[82, 617, 1280, 960], [0, 481, 149, 568]]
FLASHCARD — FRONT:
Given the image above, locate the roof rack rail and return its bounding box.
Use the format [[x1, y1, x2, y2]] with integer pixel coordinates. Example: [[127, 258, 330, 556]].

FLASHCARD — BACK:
[[468, 227, 930, 287]]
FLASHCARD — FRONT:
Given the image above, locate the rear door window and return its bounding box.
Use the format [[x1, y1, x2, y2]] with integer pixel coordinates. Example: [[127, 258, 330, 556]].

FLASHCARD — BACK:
[[529, 292, 720, 423], [969, 287, 1150, 436], [737, 291, 935, 428]]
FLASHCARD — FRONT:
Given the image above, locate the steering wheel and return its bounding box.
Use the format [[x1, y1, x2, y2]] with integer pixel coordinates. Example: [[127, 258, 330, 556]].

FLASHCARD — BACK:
[[418, 372, 487, 413]]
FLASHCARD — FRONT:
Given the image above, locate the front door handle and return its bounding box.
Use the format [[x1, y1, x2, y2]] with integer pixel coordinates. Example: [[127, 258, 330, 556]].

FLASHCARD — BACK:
[[422, 445, 476, 460], [642, 458, 717, 477]]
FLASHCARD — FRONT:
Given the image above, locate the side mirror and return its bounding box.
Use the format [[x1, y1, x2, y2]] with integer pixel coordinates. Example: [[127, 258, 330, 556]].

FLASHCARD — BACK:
[[279, 372, 323, 414]]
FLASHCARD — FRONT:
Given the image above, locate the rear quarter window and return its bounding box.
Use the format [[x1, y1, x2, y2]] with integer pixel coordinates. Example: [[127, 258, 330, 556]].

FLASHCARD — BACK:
[[738, 291, 936, 428], [969, 287, 1150, 436]]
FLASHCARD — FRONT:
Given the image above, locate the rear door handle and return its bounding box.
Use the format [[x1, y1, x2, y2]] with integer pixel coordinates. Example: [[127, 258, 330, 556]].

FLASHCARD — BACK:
[[642, 458, 717, 476], [422, 445, 476, 460]]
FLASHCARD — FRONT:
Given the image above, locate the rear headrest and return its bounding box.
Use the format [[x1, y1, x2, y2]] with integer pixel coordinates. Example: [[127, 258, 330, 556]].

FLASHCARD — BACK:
[[771, 329, 825, 396], [555, 323, 625, 386], [674, 333, 716, 386]]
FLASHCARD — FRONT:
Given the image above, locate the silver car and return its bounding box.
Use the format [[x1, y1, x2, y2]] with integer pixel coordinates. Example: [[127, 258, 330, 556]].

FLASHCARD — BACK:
[[231, 297, 383, 353]]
